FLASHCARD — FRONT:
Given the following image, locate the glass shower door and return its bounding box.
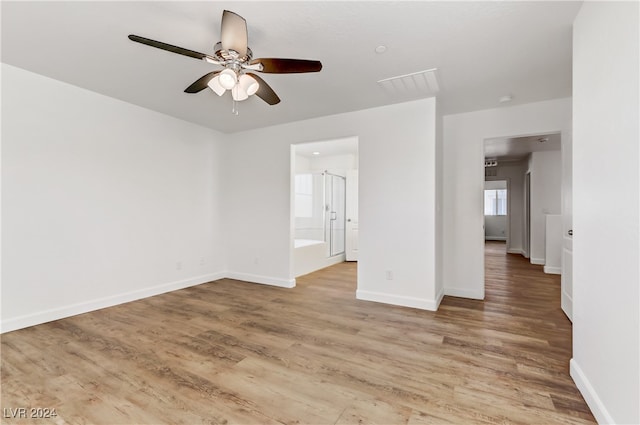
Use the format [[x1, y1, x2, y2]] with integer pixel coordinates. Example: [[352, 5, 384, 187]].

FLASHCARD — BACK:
[[327, 173, 346, 257]]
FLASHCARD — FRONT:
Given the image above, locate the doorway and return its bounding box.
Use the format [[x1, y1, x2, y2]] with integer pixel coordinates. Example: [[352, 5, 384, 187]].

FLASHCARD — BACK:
[[482, 132, 562, 297], [291, 137, 358, 278]]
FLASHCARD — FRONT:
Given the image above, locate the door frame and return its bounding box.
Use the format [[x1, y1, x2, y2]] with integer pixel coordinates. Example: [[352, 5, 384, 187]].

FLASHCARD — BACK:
[[345, 169, 359, 261], [524, 171, 531, 259]]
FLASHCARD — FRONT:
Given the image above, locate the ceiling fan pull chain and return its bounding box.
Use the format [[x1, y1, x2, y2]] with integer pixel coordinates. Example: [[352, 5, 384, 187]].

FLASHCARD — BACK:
[[232, 99, 239, 116]]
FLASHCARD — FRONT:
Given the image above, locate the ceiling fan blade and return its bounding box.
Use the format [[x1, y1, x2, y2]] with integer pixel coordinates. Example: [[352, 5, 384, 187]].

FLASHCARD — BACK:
[[128, 34, 208, 60], [250, 58, 322, 74], [220, 10, 248, 57], [247, 73, 280, 105], [184, 71, 221, 93]]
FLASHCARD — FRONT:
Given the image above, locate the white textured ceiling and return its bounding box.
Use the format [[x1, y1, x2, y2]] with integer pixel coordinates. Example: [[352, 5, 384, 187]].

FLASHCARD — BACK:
[[484, 132, 561, 161], [1, 1, 580, 133], [295, 137, 359, 158]]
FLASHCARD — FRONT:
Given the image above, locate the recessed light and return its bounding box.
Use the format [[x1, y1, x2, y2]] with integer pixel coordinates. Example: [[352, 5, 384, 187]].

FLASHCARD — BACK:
[[538, 137, 549, 143], [375, 45, 387, 54], [499, 95, 513, 103], [312, 151, 320, 156]]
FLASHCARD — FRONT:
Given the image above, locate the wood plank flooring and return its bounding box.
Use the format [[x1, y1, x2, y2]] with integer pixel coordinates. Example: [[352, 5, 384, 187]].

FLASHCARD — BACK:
[[1, 242, 594, 424]]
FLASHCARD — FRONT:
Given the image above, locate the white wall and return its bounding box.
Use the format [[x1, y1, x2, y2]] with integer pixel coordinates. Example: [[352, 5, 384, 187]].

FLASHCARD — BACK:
[[223, 98, 441, 309], [484, 216, 506, 240], [443, 98, 571, 299], [571, 2, 640, 424], [529, 150, 562, 264], [544, 214, 562, 275], [1, 64, 226, 332], [308, 153, 357, 175], [294, 154, 311, 173]]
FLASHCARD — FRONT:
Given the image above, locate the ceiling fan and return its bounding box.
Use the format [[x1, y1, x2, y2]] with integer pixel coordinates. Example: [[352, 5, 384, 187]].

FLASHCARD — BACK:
[[128, 10, 322, 112]]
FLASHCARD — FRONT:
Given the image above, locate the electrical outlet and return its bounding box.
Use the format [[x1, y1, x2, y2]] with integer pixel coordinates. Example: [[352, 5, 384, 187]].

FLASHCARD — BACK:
[[385, 270, 393, 280], [176, 261, 182, 270], [254, 257, 259, 265], [199, 257, 205, 266]]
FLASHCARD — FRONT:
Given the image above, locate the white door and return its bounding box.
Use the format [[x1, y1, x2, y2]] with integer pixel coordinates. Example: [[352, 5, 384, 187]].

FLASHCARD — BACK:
[[345, 170, 359, 261], [561, 130, 573, 321]]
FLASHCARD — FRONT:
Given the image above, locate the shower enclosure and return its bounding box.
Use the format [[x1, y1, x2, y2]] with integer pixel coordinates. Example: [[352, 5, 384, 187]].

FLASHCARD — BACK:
[[294, 171, 346, 257]]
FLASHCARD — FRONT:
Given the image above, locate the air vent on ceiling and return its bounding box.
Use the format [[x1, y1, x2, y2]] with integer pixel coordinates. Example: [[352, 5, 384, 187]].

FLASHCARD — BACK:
[[377, 68, 440, 95]]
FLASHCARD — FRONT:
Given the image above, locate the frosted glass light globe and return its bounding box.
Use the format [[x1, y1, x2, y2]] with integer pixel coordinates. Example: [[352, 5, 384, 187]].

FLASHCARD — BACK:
[[207, 75, 226, 96], [239, 74, 259, 96], [232, 84, 248, 101], [218, 69, 237, 90]]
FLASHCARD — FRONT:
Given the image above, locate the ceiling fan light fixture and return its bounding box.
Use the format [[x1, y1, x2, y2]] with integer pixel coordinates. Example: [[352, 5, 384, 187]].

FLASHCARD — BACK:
[[207, 75, 226, 96], [239, 74, 259, 96], [128, 10, 321, 110], [231, 84, 249, 101], [218, 68, 237, 90]]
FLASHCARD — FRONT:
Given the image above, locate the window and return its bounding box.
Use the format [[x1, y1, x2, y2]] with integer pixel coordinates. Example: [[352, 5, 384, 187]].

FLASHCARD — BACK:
[[295, 174, 313, 218], [484, 189, 507, 216]]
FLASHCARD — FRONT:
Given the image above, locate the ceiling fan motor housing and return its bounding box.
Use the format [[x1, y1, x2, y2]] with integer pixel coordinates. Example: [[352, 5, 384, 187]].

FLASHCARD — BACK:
[[213, 41, 253, 64]]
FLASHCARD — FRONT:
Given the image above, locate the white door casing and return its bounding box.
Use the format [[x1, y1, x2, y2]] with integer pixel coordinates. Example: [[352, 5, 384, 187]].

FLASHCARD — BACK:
[[345, 169, 359, 261], [561, 130, 573, 321]]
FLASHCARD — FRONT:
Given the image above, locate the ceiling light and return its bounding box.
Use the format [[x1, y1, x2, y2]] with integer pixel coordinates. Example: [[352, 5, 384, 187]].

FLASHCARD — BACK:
[[231, 84, 248, 101], [375, 45, 387, 54], [207, 75, 226, 96], [239, 74, 259, 96], [312, 152, 320, 156], [538, 137, 549, 143], [218, 69, 237, 90], [499, 95, 512, 103]]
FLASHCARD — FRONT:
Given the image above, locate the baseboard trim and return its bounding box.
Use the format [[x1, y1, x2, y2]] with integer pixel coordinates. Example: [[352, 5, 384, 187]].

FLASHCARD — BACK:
[[544, 265, 562, 275], [531, 257, 545, 265], [561, 292, 573, 322], [356, 290, 438, 311], [0, 272, 226, 334], [507, 248, 525, 256], [570, 359, 614, 424], [435, 287, 445, 309], [444, 287, 484, 300], [484, 237, 506, 241], [224, 271, 296, 289]]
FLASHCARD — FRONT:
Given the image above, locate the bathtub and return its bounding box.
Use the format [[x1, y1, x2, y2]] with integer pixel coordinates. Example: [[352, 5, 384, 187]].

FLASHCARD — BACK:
[[294, 239, 345, 277], [295, 239, 324, 249]]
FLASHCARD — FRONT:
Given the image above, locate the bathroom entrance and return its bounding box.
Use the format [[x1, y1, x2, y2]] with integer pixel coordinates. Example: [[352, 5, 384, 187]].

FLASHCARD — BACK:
[[291, 137, 358, 277]]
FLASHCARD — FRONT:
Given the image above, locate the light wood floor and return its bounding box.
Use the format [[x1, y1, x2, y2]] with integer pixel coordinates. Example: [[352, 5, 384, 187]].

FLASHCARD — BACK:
[[1, 242, 594, 424]]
